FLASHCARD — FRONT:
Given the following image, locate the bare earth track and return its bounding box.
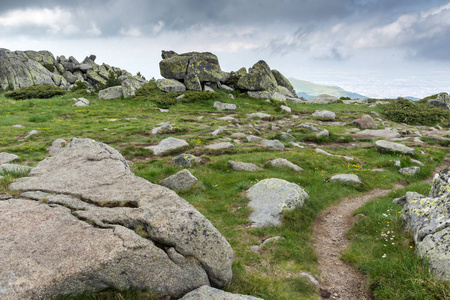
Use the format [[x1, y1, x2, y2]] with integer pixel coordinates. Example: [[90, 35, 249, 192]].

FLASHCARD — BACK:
[[313, 153, 450, 300]]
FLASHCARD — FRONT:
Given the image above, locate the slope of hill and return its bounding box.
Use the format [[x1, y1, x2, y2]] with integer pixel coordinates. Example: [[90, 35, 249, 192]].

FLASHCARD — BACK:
[[289, 78, 367, 99]]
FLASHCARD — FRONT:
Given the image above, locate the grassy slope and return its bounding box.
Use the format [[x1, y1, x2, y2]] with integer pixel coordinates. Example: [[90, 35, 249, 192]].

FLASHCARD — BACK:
[[0, 86, 448, 300]]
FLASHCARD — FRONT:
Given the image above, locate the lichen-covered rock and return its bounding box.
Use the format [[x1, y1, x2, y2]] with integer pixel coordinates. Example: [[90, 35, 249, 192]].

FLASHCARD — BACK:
[[276, 85, 295, 98], [145, 137, 189, 155], [329, 174, 362, 185], [272, 69, 296, 96], [184, 73, 202, 91], [246, 178, 309, 227], [237, 60, 278, 92], [375, 140, 415, 156], [417, 227, 450, 282], [180, 285, 263, 300], [247, 91, 272, 99], [430, 169, 450, 197], [6, 138, 233, 298], [172, 154, 201, 167], [213, 101, 237, 111], [161, 169, 198, 191], [86, 69, 107, 85], [399, 166, 421, 176], [427, 92, 450, 110], [121, 77, 147, 98], [156, 78, 186, 93], [98, 86, 123, 100]]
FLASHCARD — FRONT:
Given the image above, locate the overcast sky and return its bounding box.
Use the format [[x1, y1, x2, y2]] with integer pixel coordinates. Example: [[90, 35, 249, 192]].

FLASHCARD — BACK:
[[1, 0, 449, 98]]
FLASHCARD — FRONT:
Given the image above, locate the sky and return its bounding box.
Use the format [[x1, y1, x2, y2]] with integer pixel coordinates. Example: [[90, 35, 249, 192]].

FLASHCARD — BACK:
[[1, 0, 449, 98]]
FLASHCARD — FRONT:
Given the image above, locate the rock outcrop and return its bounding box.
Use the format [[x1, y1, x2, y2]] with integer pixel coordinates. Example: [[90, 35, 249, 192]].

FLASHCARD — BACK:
[[0, 48, 145, 93], [2, 138, 233, 299], [397, 170, 450, 282], [427, 92, 450, 110]]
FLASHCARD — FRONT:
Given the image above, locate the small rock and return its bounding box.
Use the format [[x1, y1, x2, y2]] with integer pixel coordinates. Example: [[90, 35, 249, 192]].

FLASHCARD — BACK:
[[214, 101, 237, 111], [247, 112, 272, 119], [375, 140, 415, 156], [316, 129, 329, 137], [211, 127, 225, 136], [280, 105, 291, 113], [152, 124, 173, 134], [289, 142, 305, 148], [205, 142, 235, 150], [231, 133, 246, 138], [261, 139, 285, 151], [161, 169, 198, 191], [145, 137, 189, 155], [300, 123, 320, 132], [0, 152, 19, 164], [315, 148, 353, 161], [266, 158, 303, 172], [228, 93, 235, 99], [24, 130, 39, 139], [221, 84, 234, 91], [203, 85, 214, 92], [354, 115, 377, 129], [228, 161, 261, 171], [172, 154, 201, 167], [252, 236, 282, 251], [159, 108, 170, 112], [399, 166, 421, 176], [218, 116, 236, 121], [329, 174, 362, 185], [411, 159, 424, 166], [312, 110, 336, 120], [280, 132, 294, 139], [246, 135, 264, 143], [355, 129, 400, 139], [73, 97, 89, 107], [12, 124, 25, 128], [394, 160, 401, 167]]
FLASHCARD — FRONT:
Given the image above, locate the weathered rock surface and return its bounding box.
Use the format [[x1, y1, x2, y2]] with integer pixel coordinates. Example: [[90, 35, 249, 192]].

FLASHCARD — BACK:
[[184, 73, 202, 91], [48, 138, 67, 155], [145, 137, 189, 155], [237, 60, 277, 93], [73, 97, 90, 107], [172, 154, 202, 167], [266, 158, 303, 172], [354, 115, 377, 129], [228, 161, 261, 172], [306, 94, 339, 104], [375, 140, 415, 156], [156, 78, 186, 93], [98, 86, 123, 100], [399, 166, 421, 176], [329, 174, 362, 185], [315, 148, 354, 161], [0, 152, 19, 164], [355, 129, 400, 139], [205, 142, 235, 150], [312, 110, 336, 120], [181, 285, 263, 299], [272, 69, 296, 96], [427, 92, 450, 110], [5, 138, 233, 298], [261, 139, 284, 151], [214, 101, 237, 111], [247, 112, 272, 119], [399, 170, 450, 282], [162, 169, 198, 191], [246, 178, 309, 227]]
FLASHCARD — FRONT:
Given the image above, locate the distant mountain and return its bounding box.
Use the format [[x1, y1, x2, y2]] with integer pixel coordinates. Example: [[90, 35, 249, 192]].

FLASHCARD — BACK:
[[288, 78, 367, 99], [404, 96, 421, 101]]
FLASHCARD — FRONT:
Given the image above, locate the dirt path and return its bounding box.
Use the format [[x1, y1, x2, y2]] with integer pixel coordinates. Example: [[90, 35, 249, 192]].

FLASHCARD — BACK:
[[313, 153, 450, 299]]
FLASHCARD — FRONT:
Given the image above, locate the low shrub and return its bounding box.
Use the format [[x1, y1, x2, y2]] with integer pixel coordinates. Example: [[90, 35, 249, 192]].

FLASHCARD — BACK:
[[178, 90, 221, 103], [5, 84, 66, 100], [383, 99, 450, 126]]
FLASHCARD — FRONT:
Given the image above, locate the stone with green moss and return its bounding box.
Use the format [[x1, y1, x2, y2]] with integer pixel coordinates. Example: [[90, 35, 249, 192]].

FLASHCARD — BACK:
[[272, 69, 296, 96], [156, 78, 186, 93], [86, 69, 107, 85], [160, 55, 190, 80], [184, 73, 202, 91], [237, 60, 277, 92], [417, 227, 450, 282], [186, 52, 223, 82]]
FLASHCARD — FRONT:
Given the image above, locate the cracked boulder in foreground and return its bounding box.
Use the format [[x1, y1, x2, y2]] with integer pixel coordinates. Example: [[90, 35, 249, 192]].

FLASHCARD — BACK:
[[2, 138, 233, 299]]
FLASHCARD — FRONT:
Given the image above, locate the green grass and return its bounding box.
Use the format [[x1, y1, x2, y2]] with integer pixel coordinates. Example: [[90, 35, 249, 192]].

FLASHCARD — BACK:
[[0, 85, 449, 300], [342, 184, 450, 300]]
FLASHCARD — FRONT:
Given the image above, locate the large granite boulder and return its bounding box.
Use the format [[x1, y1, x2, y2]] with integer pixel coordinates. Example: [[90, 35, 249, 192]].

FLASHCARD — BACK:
[[246, 178, 309, 227], [160, 51, 224, 83], [398, 170, 450, 282], [156, 78, 186, 93], [237, 60, 278, 93], [4, 138, 233, 298], [121, 76, 147, 98], [98, 86, 123, 100], [272, 69, 296, 97], [427, 92, 450, 110]]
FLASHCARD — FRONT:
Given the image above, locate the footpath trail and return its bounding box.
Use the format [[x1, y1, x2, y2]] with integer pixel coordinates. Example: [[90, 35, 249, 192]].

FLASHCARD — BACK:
[[313, 153, 450, 300]]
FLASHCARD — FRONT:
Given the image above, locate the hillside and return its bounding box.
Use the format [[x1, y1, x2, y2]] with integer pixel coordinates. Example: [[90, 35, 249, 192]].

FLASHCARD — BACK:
[[289, 78, 367, 99]]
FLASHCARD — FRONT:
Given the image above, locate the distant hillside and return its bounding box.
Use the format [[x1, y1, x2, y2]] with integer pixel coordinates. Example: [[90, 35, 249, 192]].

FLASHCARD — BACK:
[[289, 78, 367, 99]]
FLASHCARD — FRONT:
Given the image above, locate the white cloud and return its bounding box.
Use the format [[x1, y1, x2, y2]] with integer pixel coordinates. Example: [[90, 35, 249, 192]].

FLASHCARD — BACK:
[[87, 23, 102, 37], [152, 21, 164, 34], [119, 26, 142, 37]]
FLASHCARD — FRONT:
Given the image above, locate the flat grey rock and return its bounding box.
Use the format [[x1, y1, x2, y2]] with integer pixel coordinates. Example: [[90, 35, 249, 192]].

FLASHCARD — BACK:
[[246, 135, 264, 143], [0, 153, 19, 165], [266, 158, 303, 172], [375, 140, 415, 156], [329, 174, 362, 185], [162, 169, 198, 191], [145, 137, 188, 155], [299, 123, 320, 132], [156, 78, 186, 93], [247, 178, 309, 227], [355, 129, 400, 139], [213, 101, 237, 111], [247, 112, 271, 119], [354, 115, 377, 129], [181, 285, 263, 299], [205, 142, 234, 150], [417, 227, 450, 282], [315, 148, 353, 161], [312, 110, 336, 120], [228, 161, 261, 171], [399, 166, 421, 176], [261, 139, 284, 151]]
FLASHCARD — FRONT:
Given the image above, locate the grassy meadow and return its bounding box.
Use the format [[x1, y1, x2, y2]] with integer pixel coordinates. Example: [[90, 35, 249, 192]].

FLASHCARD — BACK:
[[0, 83, 449, 299]]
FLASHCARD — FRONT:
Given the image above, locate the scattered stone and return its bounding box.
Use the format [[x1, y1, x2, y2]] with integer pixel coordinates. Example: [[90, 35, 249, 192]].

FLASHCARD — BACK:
[[261, 139, 284, 151], [221, 84, 234, 91], [375, 140, 415, 156], [145, 137, 189, 155], [0, 153, 19, 164], [48, 139, 67, 155], [306, 94, 339, 104], [329, 174, 362, 185], [231, 133, 246, 138], [246, 135, 264, 143], [280, 132, 294, 139], [172, 154, 202, 167], [316, 129, 329, 138], [228, 93, 235, 99], [247, 91, 272, 99], [156, 78, 186, 93], [394, 160, 401, 167], [289, 142, 305, 148], [218, 116, 236, 121], [355, 129, 400, 139], [181, 285, 263, 300], [73, 97, 90, 107], [266, 158, 303, 172], [300, 123, 320, 132], [280, 105, 291, 113], [152, 124, 173, 134], [161, 169, 198, 191], [214, 101, 237, 111], [228, 161, 261, 171], [176, 94, 185, 100], [299, 272, 320, 286], [6, 138, 233, 298], [315, 148, 353, 161], [24, 130, 39, 139], [211, 127, 226, 136], [312, 110, 336, 120], [354, 115, 377, 129], [12, 124, 25, 128], [204, 85, 214, 92], [413, 137, 424, 143], [247, 112, 272, 119], [205, 142, 235, 150], [246, 178, 309, 227], [399, 166, 421, 176], [252, 236, 282, 251], [159, 108, 170, 112], [98, 86, 123, 100], [411, 159, 424, 166]]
